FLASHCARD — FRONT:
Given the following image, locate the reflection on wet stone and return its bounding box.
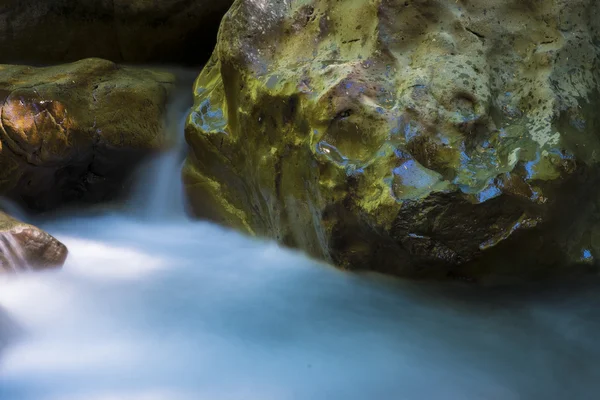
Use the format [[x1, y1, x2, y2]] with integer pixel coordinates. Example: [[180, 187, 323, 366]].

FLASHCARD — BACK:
[[184, 0, 600, 282]]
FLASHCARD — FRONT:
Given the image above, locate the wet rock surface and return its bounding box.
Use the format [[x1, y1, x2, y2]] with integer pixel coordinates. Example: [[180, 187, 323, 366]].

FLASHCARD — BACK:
[[0, 58, 175, 211], [0, 0, 234, 65], [0, 212, 67, 272], [184, 0, 600, 282]]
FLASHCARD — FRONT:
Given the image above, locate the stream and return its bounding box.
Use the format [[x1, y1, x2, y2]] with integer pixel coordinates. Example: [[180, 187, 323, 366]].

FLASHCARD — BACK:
[[0, 70, 599, 400]]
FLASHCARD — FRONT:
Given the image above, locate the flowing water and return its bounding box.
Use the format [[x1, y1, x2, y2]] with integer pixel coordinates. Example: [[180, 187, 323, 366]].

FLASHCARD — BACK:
[[1, 71, 600, 400], [0, 233, 27, 272]]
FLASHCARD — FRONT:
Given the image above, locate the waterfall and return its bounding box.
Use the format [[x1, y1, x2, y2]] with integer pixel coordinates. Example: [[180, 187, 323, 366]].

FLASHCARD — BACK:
[[0, 68, 598, 400], [0, 232, 27, 272], [127, 67, 197, 221]]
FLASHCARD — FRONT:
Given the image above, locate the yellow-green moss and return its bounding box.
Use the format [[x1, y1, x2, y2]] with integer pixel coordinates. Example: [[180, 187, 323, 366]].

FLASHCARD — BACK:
[[185, 0, 600, 281]]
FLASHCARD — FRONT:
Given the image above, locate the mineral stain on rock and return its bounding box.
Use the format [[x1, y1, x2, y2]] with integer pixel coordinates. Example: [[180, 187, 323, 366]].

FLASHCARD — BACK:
[[184, 0, 600, 282], [0, 58, 176, 211]]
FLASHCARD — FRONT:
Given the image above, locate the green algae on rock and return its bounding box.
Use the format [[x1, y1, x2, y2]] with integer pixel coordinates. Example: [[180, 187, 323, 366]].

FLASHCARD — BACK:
[[0, 212, 67, 272], [0, 58, 175, 210], [184, 0, 600, 282]]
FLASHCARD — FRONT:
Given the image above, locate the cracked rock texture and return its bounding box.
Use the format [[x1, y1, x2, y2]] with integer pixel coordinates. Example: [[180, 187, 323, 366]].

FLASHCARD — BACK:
[[0, 211, 67, 272], [185, 0, 600, 282], [0, 58, 175, 210], [0, 0, 234, 65]]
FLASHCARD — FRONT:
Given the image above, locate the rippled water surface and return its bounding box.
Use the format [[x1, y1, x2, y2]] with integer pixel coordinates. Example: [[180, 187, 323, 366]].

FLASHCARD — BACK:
[[0, 213, 599, 400]]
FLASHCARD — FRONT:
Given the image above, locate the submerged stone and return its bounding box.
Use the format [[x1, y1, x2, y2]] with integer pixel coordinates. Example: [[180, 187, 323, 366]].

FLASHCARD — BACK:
[[184, 0, 600, 282], [0, 58, 175, 210]]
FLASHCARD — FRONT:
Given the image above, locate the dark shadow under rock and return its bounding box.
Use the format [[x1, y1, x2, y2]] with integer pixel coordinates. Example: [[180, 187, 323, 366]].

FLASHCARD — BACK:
[[0, 0, 234, 66]]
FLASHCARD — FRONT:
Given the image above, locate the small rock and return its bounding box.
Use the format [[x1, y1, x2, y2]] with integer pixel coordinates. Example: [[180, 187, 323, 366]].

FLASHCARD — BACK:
[[0, 212, 67, 272]]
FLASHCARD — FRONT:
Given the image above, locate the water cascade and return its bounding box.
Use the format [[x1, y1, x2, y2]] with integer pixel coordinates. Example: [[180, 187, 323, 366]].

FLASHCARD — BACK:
[[0, 233, 27, 272], [0, 70, 599, 400]]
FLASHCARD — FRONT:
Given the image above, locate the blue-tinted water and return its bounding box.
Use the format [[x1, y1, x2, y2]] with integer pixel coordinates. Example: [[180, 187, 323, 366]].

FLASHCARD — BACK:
[[0, 213, 599, 400], [1, 67, 599, 399]]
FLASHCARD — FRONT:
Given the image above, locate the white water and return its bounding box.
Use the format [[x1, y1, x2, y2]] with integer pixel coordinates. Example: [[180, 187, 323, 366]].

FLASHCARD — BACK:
[[1, 72, 600, 400], [1, 215, 600, 400], [0, 233, 27, 272], [127, 67, 196, 220]]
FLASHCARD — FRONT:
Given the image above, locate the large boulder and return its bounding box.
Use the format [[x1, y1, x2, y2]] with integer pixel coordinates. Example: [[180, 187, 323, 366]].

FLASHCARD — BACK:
[[0, 0, 233, 65], [184, 0, 600, 282], [0, 212, 67, 272], [0, 58, 175, 210]]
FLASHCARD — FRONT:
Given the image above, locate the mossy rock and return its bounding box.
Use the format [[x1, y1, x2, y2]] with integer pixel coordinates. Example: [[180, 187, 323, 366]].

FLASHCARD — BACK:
[[184, 0, 600, 282], [0, 58, 175, 210]]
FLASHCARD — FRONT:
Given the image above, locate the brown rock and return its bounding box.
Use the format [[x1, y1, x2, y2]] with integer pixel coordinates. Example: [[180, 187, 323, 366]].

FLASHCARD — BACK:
[[0, 58, 175, 210], [0, 212, 67, 272]]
